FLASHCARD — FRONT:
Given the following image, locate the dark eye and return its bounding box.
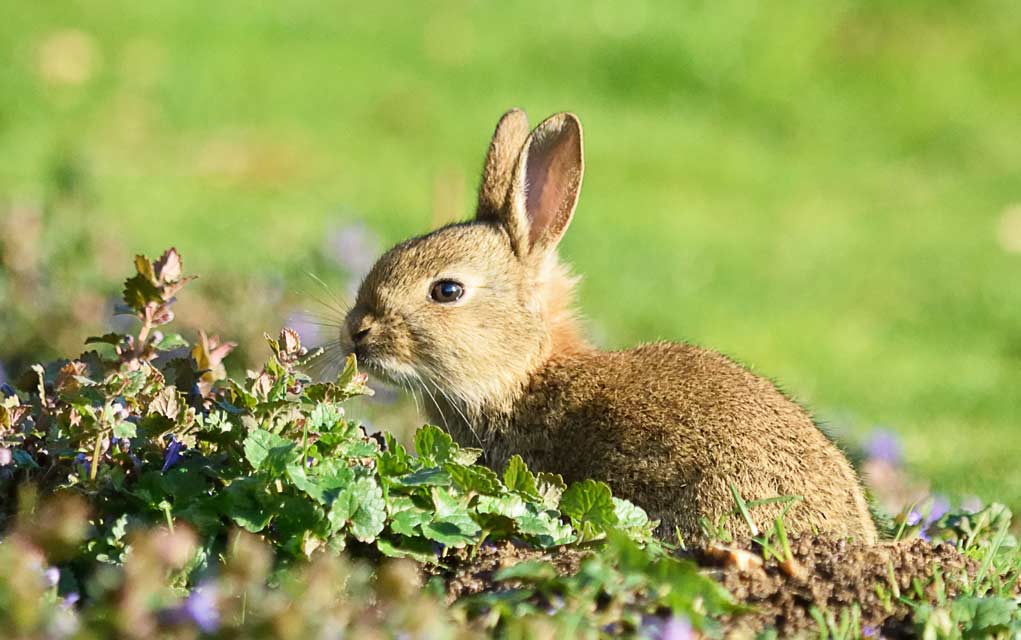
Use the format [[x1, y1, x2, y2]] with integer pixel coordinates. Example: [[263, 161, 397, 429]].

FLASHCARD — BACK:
[[430, 280, 464, 303]]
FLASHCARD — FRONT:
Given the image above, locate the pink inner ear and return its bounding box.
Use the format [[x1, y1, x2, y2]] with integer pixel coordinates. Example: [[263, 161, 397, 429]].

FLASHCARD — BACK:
[[524, 124, 581, 249]]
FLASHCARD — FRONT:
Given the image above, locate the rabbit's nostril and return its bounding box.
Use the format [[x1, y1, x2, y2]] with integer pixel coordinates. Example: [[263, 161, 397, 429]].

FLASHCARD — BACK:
[[352, 327, 371, 343]]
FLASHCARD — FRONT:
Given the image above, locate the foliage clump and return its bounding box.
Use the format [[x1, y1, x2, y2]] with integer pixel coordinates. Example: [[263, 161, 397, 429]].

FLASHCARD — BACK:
[[0, 249, 738, 638]]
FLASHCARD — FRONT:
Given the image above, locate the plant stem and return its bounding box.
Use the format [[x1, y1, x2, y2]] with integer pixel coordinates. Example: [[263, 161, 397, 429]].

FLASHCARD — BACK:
[[162, 502, 175, 533], [90, 429, 104, 481]]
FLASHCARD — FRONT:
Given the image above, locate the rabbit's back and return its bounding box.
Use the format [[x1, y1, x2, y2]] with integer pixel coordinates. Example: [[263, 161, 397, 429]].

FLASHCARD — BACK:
[[498, 341, 876, 544]]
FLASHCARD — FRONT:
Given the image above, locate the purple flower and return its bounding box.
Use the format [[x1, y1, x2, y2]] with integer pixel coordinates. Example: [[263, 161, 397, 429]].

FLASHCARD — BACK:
[[74, 452, 91, 476], [864, 428, 902, 466], [863, 624, 878, 637], [661, 616, 693, 640], [62, 592, 80, 608], [162, 437, 184, 472], [45, 567, 60, 588], [183, 586, 219, 633], [927, 495, 949, 524]]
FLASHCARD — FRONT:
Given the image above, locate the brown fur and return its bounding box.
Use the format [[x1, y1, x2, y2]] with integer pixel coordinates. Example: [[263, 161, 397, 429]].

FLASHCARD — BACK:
[[341, 110, 877, 545]]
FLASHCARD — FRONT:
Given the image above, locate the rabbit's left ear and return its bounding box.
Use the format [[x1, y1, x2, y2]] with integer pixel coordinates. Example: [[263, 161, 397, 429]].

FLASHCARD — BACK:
[[507, 112, 584, 257]]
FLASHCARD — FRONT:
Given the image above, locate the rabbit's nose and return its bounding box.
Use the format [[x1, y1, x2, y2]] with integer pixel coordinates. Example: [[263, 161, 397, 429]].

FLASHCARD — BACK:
[[352, 326, 371, 343], [350, 315, 375, 344]]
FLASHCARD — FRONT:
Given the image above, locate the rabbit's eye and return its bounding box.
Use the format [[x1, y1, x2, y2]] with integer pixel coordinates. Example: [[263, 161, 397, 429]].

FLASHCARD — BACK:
[[430, 280, 464, 303]]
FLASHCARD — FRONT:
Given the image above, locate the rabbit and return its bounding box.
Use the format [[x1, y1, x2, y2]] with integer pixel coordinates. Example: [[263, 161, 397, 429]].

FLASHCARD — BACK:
[[339, 109, 878, 545]]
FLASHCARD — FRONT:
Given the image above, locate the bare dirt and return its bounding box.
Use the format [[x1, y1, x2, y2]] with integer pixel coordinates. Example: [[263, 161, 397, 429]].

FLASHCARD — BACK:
[[694, 536, 976, 637], [436, 536, 983, 637]]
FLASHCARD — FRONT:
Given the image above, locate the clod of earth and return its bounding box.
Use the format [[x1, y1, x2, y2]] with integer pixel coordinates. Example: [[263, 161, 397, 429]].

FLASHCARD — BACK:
[[437, 536, 984, 637]]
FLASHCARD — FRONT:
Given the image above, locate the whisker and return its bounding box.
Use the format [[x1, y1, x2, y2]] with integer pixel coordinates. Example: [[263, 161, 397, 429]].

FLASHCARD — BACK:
[[305, 271, 351, 311], [418, 379, 451, 433], [293, 308, 345, 323], [295, 284, 348, 319], [425, 372, 485, 450], [435, 382, 484, 450]]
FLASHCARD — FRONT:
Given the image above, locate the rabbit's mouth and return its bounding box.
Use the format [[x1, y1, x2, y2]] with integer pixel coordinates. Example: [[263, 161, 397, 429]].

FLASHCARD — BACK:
[[355, 350, 419, 387]]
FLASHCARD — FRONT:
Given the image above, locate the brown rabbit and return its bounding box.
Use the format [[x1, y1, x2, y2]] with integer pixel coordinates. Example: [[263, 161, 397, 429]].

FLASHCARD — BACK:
[[340, 109, 877, 545]]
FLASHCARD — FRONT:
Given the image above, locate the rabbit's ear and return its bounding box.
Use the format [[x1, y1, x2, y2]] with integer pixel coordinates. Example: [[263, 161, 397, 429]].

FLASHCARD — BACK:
[[476, 109, 531, 222], [508, 112, 584, 256]]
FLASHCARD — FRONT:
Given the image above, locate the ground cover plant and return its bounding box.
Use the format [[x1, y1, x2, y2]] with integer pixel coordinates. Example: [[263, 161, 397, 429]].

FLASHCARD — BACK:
[[2, 249, 1020, 638]]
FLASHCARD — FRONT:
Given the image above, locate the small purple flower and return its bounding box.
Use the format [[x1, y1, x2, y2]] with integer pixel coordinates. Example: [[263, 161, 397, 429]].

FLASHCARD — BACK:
[[927, 495, 949, 524], [61, 592, 80, 608], [863, 624, 878, 637], [45, 567, 60, 588], [660, 616, 693, 640], [906, 510, 923, 527], [544, 594, 566, 615], [162, 437, 184, 472], [864, 428, 902, 466], [74, 452, 91, 476], [183, 586, 219, 633]]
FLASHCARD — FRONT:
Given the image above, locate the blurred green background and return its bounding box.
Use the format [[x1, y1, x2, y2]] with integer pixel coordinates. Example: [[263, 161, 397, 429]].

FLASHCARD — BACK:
[[1, 2, 1019, 507]]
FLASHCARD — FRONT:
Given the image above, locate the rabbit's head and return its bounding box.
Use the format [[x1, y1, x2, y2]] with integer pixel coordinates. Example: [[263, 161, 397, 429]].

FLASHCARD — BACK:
[[340, 110, 588, 411]]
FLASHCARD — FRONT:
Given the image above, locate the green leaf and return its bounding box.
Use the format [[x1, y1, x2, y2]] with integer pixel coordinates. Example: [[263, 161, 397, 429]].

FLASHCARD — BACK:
[[421, 487, 479, 547], [134, 254, 157, 283], [414, 424, 454, 464], [446, 463, 501, 495], [378, 432, 412, 478], [222, 477, 274, 533], [451, 447, 483, 465], [112, 421, 137, 439], [243, 428, 297, 476], [493, 560, 557, 583], [11, 449, 40, 469], [476, 494, 527, 519], [560, 479, 618, 540], [398, 467, 452, 487], [122, 273, 163, 313], [286, 458, 354, 504], [377, 537, 439, 564], [613, 497, 652, 533], [536, 472, 567, 509], [503, 455, 539, 498], [153, 333, 189, 351], [328, 477, 386, 542], [514, 506, 576, 547], [951, 596, 1015, 633], [390, 507, 433, 537], [84, 333, 127, 346], [421, 518, 479, 547], [309, 402, 344, 433]]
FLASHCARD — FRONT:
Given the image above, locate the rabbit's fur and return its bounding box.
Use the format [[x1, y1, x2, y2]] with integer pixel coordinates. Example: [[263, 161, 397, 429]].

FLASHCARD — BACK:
[[341, 110, 877, 545]]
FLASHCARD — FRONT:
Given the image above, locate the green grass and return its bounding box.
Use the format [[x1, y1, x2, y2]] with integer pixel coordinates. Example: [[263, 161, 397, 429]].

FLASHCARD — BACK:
[[2, 1, 1020, 505]]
